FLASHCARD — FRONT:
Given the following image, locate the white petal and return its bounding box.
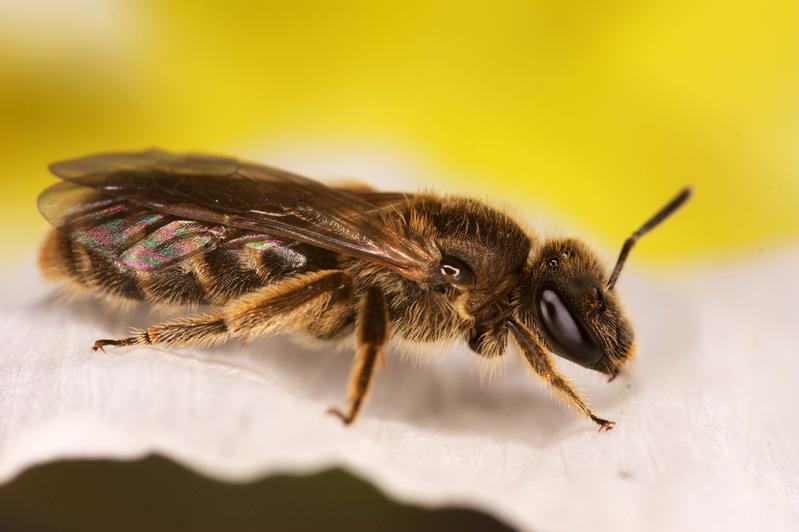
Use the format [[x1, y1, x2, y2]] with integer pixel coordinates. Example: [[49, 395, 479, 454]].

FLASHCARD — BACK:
[[1, 252, 797, 531]]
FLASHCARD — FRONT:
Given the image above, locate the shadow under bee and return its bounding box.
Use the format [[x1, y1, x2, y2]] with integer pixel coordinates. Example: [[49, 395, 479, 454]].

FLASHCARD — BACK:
[[30, 279, 700, 448]]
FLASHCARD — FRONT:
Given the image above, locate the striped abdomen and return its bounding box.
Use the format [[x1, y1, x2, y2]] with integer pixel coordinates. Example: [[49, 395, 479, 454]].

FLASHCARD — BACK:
[[39, 229, 338, 307]]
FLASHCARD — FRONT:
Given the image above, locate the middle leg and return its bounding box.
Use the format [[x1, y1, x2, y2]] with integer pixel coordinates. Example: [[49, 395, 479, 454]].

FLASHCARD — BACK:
[[328, 286, 389, 425]]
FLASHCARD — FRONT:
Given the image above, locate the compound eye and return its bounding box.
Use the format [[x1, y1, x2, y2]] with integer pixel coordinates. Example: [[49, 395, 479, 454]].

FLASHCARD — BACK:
[[439, 255, 476, 288], [538, 289, 602, 367]]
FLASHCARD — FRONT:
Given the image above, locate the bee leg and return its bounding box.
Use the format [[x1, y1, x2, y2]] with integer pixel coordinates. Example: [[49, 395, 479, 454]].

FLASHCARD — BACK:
[[507, 320, 616, 432], [327, 286, 388, 426], [225, 270, 353, 342], [92, 270, 353, 351], [92, 312, 229, 351]]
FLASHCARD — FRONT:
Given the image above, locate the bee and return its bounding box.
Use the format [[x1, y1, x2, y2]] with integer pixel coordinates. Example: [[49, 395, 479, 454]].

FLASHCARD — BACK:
[[38, 150, 691, 431]]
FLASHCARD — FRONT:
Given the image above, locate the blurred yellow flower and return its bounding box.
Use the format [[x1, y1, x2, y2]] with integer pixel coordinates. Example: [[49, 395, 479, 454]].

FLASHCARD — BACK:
[[2, 0, 798, 267]]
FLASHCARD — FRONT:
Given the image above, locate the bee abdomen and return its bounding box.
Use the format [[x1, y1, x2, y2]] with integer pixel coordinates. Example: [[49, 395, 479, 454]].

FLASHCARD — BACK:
[[39, 230, 339, 307], [39, 229, 146, 302], [189, 248, 265, 305], [190, 242, 339, 305]]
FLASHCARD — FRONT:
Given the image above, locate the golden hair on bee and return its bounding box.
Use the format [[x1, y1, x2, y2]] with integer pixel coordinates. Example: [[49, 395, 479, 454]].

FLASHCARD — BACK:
[[38, 149, 690, 430]]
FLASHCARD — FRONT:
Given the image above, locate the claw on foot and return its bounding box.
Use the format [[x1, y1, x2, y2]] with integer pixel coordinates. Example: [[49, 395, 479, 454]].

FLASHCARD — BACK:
[[92, 339, 130, 352], [591, 415, 616, 432], [326, 407, 354, 426], [92, 340, 110, 352]]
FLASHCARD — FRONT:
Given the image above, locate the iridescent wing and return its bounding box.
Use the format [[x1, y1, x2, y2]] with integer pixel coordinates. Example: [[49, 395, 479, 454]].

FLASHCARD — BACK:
[[38, 182, 284, 271], [45, 150, 441, 282]]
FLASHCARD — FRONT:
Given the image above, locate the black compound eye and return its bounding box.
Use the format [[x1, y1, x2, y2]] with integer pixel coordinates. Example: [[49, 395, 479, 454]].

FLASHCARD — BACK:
[[538, 289, 602, 367], [439, 255, 475, 288]]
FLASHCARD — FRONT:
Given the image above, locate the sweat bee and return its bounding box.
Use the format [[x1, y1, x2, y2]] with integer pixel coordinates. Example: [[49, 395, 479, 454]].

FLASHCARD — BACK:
[[38, 150, 691, 430]]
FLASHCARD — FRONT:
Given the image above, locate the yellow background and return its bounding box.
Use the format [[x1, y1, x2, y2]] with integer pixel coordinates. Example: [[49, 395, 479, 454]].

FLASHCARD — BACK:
[[2, 0, 798, 269]]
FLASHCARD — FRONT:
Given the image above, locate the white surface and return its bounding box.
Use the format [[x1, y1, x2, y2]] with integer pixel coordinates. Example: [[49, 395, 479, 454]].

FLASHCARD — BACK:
[[1, 250, 798, 531]]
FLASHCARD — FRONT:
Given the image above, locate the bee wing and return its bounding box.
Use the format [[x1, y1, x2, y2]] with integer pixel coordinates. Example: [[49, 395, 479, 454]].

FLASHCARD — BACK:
[[48, 150, 441, 282], [38, 182, 235, 271], [337, 189, 412, 208]]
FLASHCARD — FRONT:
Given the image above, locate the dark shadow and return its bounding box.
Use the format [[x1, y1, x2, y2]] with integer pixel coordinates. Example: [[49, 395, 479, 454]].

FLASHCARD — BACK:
[[0, 455, 515, 532]]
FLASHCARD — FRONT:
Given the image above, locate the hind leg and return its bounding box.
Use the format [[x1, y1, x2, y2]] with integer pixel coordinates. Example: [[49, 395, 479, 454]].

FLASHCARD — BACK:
[[92, 270, 353, 350], [92, 312, 228, 351]]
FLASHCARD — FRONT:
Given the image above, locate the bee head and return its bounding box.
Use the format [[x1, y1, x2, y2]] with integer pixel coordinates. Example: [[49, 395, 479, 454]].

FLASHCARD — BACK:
[[516, 187, 691, 379], [518, 238, 634, 379]]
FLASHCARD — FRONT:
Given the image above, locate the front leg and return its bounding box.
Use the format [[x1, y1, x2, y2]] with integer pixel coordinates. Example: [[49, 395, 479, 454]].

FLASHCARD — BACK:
[[328, 286, 389, 425], [507, 320, 615, 432]]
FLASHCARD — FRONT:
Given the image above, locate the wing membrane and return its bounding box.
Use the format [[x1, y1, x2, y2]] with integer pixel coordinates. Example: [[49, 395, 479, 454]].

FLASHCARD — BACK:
[[39, 182, 229, 271], [338, 189, 411, 208], [47, 150, 440, 281]]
